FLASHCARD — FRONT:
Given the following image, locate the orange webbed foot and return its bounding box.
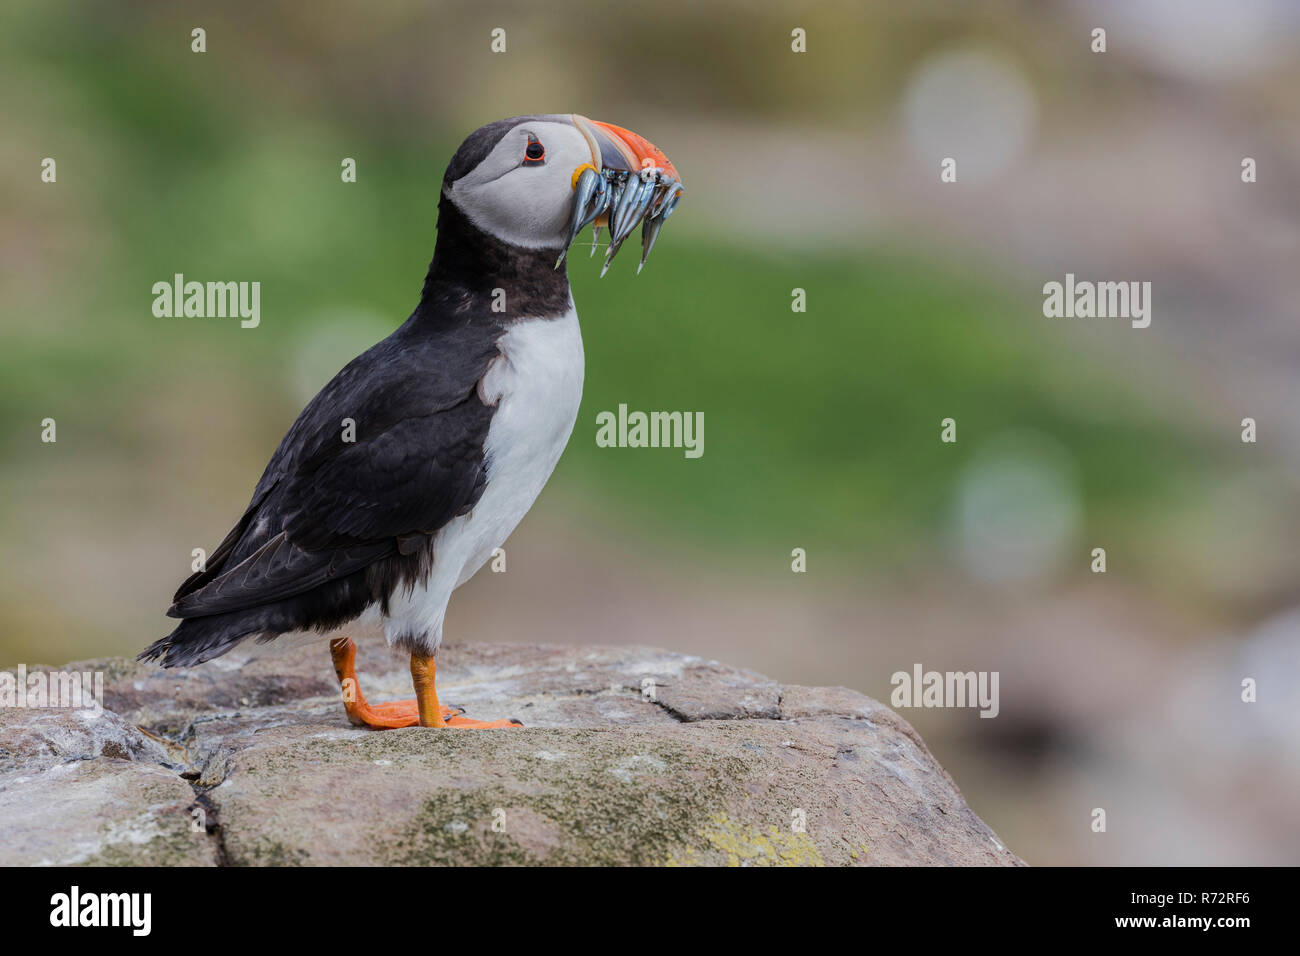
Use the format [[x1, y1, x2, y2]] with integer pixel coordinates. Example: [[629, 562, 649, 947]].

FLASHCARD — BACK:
[[353, 698, 466, 729], [330, 636, 521, 730], [330, 637, 465, 730], [445, 714, 524, 729]]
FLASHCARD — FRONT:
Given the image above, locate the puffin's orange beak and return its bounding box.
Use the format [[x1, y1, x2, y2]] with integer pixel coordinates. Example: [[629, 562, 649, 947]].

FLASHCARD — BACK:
[[584, 120, 680, 183], [563, 115, 684, 275]]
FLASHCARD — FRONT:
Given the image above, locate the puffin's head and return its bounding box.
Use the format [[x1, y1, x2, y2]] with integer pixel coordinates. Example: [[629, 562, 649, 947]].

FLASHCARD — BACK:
[[443, 114, 683, 275]]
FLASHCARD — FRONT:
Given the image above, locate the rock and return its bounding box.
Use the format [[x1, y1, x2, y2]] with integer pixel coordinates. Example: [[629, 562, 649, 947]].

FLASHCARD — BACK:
[[0, 640, 1021, 866], [0, 759, 218, 866], [0, 706, 175, 776]]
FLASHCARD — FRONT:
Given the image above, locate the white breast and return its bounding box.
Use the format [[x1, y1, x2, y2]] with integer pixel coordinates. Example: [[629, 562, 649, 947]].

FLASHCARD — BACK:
[[380, 306, 585, 651]]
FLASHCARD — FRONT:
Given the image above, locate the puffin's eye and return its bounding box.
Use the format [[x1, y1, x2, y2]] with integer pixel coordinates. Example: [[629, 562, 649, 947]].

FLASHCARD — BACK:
[[523, 136, 545, 165]]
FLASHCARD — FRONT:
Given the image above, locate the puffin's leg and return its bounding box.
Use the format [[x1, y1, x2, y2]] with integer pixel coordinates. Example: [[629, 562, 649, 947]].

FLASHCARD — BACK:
[[410, 651, 523, 729], [329, 636, 462, 729]]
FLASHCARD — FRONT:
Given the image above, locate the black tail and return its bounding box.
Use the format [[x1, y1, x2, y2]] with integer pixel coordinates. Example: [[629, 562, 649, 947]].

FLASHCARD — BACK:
[[141, 554, 392, 668], [138, 612, 269, 668]]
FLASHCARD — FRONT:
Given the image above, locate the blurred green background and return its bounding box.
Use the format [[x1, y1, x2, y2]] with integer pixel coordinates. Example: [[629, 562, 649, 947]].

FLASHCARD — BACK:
[[3, 0, 1299, 864]]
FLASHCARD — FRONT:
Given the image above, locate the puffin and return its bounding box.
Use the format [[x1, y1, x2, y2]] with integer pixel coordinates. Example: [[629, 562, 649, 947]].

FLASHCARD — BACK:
[[140, 114, 682, 729]]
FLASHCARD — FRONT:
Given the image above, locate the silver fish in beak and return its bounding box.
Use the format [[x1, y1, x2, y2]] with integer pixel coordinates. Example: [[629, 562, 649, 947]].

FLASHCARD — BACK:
[[556, 116, 683, 275]]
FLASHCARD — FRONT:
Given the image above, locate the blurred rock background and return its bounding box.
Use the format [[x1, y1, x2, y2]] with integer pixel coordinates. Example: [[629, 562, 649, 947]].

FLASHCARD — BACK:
[[2, 0, 1298, 864]]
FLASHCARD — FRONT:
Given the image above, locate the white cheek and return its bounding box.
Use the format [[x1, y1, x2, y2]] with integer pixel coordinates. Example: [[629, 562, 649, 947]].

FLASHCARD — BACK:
[[449, 128, 593, 250], [472, 168, 571, 246]]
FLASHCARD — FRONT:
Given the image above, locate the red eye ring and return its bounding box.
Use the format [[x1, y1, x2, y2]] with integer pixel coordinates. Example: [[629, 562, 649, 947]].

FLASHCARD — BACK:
[[523, 136, 545, 165]]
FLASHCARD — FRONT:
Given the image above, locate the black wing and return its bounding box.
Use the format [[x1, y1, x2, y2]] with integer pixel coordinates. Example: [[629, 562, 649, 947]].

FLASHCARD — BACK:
[[168, 318, 501, 619]]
